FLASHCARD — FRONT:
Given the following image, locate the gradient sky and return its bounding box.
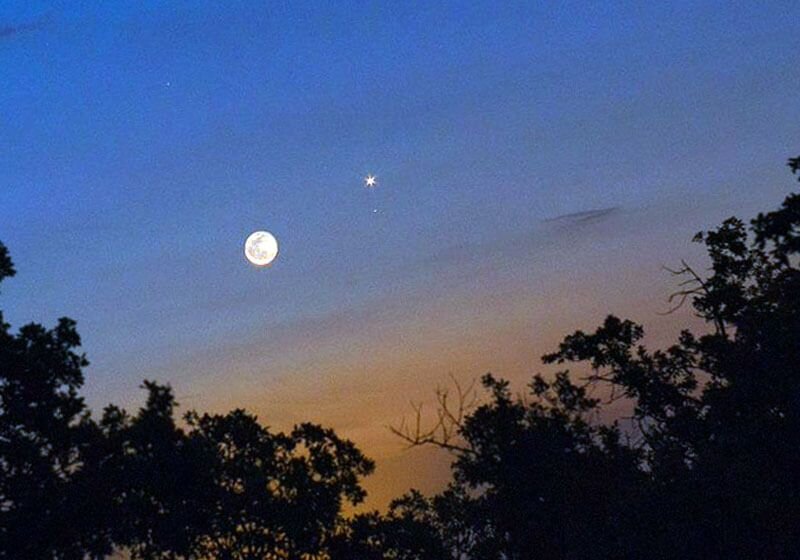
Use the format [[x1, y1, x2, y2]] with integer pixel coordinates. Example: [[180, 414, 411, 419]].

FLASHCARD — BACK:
[[2, 1, 799, 509]]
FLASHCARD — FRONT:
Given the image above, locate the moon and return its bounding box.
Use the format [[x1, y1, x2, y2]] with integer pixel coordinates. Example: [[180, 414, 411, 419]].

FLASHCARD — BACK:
[[244, 231, 279, 267]]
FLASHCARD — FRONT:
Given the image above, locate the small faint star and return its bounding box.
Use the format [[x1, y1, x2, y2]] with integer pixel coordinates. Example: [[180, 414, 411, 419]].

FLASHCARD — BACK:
[[364, 174, 377, 188]]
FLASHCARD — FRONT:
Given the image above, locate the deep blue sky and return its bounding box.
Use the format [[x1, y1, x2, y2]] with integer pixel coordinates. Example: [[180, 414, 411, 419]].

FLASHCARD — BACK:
[[2, 1, 799, 507]]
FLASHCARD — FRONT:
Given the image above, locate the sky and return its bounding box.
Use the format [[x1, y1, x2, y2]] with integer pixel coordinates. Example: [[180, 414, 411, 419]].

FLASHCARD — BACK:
[[2, 1, 799, 509]]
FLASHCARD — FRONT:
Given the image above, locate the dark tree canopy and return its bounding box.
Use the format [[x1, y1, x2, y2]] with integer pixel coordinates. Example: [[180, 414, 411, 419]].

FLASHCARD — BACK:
[[0, 243, 14, 287], [383, 156, 800, 559], [1, 156, 799, 559], [0, 242, 108, 558], [0, 241, 373, 559]]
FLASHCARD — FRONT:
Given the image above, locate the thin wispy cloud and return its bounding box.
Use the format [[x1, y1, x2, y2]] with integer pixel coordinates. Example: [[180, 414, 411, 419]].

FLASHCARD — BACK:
[[543, 206, 621, 224], [0, 15, 49, 41]]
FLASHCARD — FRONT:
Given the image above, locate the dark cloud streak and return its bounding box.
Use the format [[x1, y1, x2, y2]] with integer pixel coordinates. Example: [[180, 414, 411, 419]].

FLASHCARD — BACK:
[[543, 206, 620, 224], [0, 14, 49, 40]]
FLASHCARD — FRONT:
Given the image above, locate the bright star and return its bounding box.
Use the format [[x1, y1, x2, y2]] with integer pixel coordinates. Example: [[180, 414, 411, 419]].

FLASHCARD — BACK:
[[364, 174, 377, 188]]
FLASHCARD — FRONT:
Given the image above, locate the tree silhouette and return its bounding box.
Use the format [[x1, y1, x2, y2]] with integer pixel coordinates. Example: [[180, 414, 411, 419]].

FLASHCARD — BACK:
[[94, 381, 209, 559], [386, 156, 800, 559], [182, 411, 374, 559], [94, 385, 375, 559], [0, 244, 14, 287], [0, 242, 374, 559], [541, 159, 800, 557], [0, 243, 111, 558], [329, 489, 458, 559], [2, 155, 799, 559]]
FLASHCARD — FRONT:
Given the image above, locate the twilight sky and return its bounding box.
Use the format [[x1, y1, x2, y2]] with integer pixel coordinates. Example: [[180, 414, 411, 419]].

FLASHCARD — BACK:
[[2, 1, 799, 509]]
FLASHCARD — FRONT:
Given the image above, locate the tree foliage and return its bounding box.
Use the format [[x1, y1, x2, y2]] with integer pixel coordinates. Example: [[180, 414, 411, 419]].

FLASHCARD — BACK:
[[382, 156, 800, 559], [0, 243, 373, 559], [0, 248, 108, 558], [1, 156, 799, 558]]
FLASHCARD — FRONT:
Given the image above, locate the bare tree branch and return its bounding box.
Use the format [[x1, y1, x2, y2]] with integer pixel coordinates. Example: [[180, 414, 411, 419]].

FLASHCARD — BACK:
[[389, 376, 479, 455], [659, 260, 728, 337]]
